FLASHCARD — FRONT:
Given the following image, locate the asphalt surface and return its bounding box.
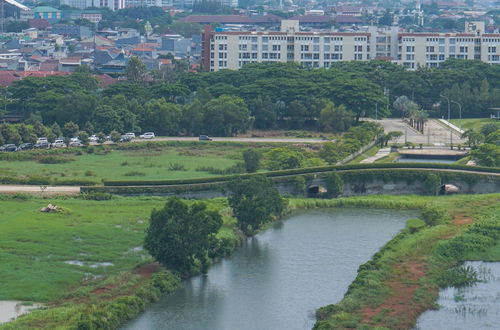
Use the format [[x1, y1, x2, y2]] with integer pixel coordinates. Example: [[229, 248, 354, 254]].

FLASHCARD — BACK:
[[131, 136, 329, 143], [0, 185, 80, 195], [373, 119, 466, 145]]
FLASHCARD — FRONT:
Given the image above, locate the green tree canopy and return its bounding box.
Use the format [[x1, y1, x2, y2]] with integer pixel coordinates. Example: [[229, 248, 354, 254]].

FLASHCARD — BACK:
[[144, 197, 222, 275]]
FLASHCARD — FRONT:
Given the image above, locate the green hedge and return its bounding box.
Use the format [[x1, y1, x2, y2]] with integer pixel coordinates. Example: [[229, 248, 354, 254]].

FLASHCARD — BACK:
[[103, 163, 500, 187], [0, 176, 98, 186]]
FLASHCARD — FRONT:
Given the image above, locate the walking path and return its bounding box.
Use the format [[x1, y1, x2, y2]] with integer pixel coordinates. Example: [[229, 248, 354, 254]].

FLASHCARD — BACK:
[[361, 147, 390, 163], [0, 185, 80, 195]]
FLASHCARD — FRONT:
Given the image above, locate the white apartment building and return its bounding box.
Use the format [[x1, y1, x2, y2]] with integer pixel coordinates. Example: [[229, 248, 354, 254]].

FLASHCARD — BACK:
[[60, 0, 124, 10], [202, 20, 500, 71]]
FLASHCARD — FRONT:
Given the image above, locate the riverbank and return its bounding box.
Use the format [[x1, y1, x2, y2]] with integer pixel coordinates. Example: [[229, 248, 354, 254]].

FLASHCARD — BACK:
[[313, 194, 500, 329], [1, 194, 498, 329]]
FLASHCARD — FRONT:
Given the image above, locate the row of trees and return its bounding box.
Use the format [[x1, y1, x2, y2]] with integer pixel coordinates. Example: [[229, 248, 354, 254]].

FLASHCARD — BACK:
[[3, 60, 498, 136]]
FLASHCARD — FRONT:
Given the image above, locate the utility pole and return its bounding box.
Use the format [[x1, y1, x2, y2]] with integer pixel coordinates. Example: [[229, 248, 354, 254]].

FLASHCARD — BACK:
[[451, 100, 462, 130], [375, 103, 378, 120], [428, 127, 430, 145], [440, 94, 451, 122]]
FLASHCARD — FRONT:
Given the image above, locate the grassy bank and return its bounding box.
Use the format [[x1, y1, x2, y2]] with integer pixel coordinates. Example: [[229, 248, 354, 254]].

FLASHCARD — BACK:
[[0, 194, 238, 329], [312, 193, 500, 329], [449, 118, 496, 132], [347, 145, 380, 164]]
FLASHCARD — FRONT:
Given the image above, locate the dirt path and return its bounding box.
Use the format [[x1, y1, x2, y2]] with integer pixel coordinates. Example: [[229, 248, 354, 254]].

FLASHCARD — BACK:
[[0, 185, 80, 195]]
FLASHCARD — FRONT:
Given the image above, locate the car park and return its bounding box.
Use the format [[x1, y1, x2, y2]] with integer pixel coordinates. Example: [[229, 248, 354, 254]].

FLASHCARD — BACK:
[[17, 143, 33, 150], [199, 135, 213, 141], [0, 144, 17, 152], [139, 132, 155, 139]]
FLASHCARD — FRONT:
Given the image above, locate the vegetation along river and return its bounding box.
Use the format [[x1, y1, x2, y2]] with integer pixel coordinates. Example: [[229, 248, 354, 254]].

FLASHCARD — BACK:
[[123, 208, 416, 330]]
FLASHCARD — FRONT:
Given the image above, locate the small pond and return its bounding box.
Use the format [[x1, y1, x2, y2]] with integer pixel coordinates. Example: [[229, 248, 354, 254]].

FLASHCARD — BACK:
[[416, 261, 500, 329]]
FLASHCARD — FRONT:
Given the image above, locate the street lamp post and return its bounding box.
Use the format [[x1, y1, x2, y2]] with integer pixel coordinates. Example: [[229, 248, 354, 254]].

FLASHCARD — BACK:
[[440, 94, 450, 121], [451, 100, 462, 130]]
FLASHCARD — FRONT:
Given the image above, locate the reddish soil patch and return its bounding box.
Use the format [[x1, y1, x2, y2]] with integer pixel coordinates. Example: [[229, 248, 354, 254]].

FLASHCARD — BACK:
[[133, 262, 161, 279], [360, 259, 428, 328], [453, 217, 473, 226]]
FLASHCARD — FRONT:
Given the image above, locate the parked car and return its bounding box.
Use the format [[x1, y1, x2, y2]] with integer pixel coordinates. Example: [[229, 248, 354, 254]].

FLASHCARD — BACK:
[[34, 141, 49, 149], [70, 137, 81, 143], [0, 144, 17, 152], [69, 141, 84, 147], [52, 140, 67, 148], [36, 137, 48, 144], [124, 132, 136, 139], [139, 132, 155, 139], [199, 135, 213, 141], [89, 135, 98, 142], [17, 143, 33, 151], [120, 134, 133, 142]]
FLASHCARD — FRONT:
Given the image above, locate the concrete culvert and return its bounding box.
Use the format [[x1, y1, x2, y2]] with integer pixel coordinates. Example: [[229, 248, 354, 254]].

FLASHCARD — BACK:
[[439, 184, 460, 195]]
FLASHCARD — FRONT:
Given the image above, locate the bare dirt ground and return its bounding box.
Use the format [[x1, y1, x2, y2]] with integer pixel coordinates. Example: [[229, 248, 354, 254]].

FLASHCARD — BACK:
[[0, 185, 80, 195]]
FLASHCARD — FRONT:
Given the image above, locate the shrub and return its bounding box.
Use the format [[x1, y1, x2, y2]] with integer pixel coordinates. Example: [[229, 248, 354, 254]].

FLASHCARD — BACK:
[[437, 265, 479, 288], [37, 156, 74, 164], [167, 163, 187, 171], [86, 146, 95, 154], [81, 192, 113, 201], [423, 173, 441, 195], [406, 218, 426, 233], [84, 170, 95, 177], [325, 172, 343, 198], [124, 171, 146, 177], [121, 161, 129, 166], [291, 176, 306, 195], [421, 205, 450, 226]]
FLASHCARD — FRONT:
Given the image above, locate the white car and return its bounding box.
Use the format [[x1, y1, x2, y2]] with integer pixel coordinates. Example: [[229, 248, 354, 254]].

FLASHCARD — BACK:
[[124, 132, 136, 139], [69, 141, 84, 147], [89, 135, 98, 142], [52, 139, 67, 148], [70, 137, 81, 143], [139, 132, 155, 139], [36, 137, 48, 144]]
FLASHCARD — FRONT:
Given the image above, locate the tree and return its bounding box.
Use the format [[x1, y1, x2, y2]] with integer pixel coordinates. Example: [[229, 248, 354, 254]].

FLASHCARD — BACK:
[[33, 121, 47, 137], [110, 130, 121, 143], [242, 149, 261, 173], [51, 122, 62, 137], [461, 129, 484, 148], [140, 98, 182, 135], [264, 148, 304, 170], [169, 21, 202, 37], [226, 175, 287, 235], [203, 95, 252, 136], [318, 101, 354, 133], [126, 56, 147, 85], [63, 121, 79, 138], [470, 144, 500, 167], [78, 131, 89, 145], [144, 197, 222, 275]]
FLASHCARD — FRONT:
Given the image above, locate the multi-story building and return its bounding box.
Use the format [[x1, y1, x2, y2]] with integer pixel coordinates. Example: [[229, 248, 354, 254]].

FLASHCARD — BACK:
[[202, 20, 500, 71], [60, 0, 124, 10]]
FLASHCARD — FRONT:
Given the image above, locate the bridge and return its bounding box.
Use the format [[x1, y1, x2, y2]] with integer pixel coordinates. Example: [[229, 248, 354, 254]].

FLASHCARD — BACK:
[[81, 163, 500, 198]]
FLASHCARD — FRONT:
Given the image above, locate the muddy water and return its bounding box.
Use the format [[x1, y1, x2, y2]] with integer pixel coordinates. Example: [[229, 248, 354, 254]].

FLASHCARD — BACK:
[[0, 301, 41, 324], [123, 208, 415, 330], [416, 261, 500, 329]]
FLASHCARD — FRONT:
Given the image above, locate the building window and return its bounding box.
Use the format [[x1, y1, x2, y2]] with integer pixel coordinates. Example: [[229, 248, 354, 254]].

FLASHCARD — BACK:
[[354, 45, 363, 52]]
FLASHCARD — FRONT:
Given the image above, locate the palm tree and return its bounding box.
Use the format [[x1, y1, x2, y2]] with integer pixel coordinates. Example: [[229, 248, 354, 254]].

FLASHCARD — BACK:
[[415, 110, 429, 133]]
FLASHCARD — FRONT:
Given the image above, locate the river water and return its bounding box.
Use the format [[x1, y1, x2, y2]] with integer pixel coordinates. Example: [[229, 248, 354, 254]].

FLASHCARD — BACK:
[[123, 208, 415, 330], [416, 261, 500, 329]]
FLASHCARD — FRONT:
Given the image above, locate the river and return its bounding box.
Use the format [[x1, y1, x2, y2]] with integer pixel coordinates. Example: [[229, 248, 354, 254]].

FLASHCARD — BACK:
[[123, 208, 416, 330]]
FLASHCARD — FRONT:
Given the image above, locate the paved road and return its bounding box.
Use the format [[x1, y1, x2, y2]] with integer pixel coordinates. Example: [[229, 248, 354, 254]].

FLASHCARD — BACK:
[[132, 136, 329, 144], [0, 185, 80, 195], [373, 119, 466, 145]]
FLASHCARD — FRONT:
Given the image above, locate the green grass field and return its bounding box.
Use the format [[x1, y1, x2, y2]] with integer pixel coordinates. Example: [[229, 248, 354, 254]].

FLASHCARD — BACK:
[[0, 144, 244, 183], [347, 145, 380, 164], [450, 118, 496, 132], [0, 195, 234, 302]]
